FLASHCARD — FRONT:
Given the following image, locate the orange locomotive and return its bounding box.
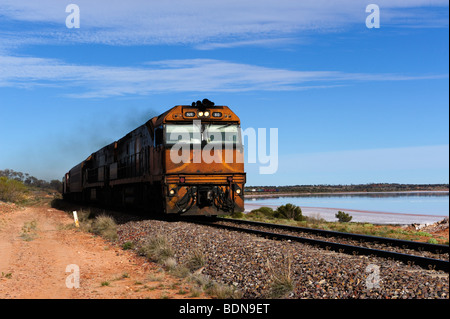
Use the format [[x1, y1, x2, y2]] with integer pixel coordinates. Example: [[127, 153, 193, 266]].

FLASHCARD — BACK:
[[62, 99, 246, 216]]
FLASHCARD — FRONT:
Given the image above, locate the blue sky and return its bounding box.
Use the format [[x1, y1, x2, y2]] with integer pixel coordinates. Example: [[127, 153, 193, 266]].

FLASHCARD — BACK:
[[0, 0, 448, 186]]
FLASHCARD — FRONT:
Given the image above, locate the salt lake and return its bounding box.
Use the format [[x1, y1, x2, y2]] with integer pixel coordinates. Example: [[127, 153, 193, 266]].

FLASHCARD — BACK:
[[244, 191, 449, 225]]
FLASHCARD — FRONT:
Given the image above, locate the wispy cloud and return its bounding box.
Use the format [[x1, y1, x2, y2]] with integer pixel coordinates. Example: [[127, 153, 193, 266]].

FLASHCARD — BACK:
[[0, 0, 448, 49], [194, 38, 303, 50], [0, 56, 447, 98]]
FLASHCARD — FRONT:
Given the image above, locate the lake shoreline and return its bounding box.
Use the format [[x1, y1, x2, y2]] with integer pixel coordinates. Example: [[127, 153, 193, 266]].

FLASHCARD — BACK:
[[244, 202, 447, 225], [244, 190, 449, 198], [244, 190, 449, 225]]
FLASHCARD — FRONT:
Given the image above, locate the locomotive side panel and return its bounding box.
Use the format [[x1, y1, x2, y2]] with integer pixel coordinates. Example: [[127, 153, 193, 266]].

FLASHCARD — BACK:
[[63, 162, 83, 202]]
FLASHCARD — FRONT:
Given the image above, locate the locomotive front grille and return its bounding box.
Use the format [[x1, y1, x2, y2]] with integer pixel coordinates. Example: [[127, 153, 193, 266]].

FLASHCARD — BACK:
[[164, 174, 245, 215]]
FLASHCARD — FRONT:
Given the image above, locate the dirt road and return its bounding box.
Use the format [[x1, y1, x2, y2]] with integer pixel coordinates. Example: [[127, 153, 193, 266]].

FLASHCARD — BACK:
[[0, 204, 202, 299]]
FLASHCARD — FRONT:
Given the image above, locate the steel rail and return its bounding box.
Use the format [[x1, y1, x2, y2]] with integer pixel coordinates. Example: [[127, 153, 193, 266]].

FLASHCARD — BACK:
[[193, 219, 449, 272], [218, 217, 449, 254]]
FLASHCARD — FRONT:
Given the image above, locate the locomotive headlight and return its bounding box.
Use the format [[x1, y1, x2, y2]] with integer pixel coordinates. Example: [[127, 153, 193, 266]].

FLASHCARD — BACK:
[[204, 111, 210, 117], [198, 111, 204, 117], [232, 184, 242, 195], [169, 189, 176, 196]]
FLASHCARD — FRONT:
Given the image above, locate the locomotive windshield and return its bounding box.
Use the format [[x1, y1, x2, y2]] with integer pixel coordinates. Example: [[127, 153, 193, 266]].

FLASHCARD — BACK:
[[165, 123, 241, 146]]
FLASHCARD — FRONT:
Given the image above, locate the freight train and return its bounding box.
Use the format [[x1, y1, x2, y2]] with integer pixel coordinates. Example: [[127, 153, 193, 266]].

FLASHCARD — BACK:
[[62, 99, 245, 216]]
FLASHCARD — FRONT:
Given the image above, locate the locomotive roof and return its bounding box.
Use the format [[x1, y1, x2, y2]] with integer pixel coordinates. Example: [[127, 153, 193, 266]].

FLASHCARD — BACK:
[[150, 104, 240, 128]]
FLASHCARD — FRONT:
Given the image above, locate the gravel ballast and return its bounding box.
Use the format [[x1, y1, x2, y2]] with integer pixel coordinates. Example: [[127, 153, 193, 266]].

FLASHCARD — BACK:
[[117, 218, 449, 299]]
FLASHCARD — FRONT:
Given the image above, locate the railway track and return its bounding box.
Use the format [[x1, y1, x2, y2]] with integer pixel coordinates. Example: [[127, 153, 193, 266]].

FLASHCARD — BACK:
[[189, 217, 449, 272]]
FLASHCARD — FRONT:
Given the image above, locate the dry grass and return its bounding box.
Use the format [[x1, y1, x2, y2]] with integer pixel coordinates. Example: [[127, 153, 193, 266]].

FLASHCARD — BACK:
[[20, 220, 38, 241], [89, 214, 118, 241], [185, 248, 206, 271], [139, 234, 175, 263], [266, 251, 294, 298], [138, 233, 240, 299]]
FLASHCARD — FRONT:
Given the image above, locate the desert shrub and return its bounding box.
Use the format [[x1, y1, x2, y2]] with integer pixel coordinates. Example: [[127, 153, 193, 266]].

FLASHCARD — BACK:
[[274, 204, 305, 221], [416, 231, 432, 237], [77, 209, 95, 222], [90, 215, 118, 241], [247, 206, 276, 219], [163, 257, 178, 271], [122, 241, 134, 250], [305, 213, 326, 225], [185, 248, 206, 271], [336, 211, 352, 223], [231, 211, 244, 218], [204, 281, 242, 299], [187, 273, 242, 299], [0, 177, 28, 203], [139, 234, 174, 263]]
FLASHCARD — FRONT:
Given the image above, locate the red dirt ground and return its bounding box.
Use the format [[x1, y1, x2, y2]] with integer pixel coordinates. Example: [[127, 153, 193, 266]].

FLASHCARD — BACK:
[[0, 204, 206, 299]]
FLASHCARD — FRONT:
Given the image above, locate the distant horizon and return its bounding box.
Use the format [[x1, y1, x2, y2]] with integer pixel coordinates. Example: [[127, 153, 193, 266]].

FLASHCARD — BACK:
[[2, 167, 448, 188], [244, 184, 449, 189]]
